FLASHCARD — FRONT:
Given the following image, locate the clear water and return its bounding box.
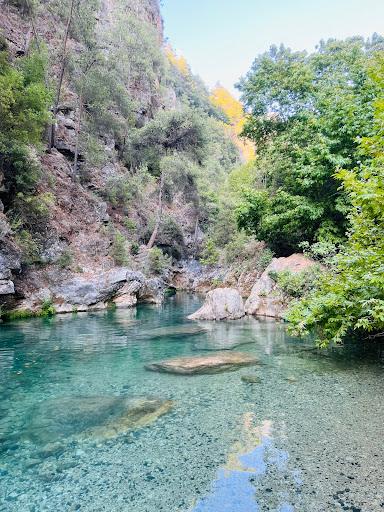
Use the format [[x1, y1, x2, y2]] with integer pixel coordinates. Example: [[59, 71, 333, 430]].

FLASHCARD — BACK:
[[0, 293, 383, 512]]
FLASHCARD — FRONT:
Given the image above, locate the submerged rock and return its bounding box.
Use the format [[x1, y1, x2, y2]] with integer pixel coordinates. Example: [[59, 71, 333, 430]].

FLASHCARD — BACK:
[[82, 398, 174, 441], [241, 374, 262, 384], [25, 396, 173, 445], [146, 352, 259, 375], [188, 288, 245, 321], [146, 324, 207, 339]]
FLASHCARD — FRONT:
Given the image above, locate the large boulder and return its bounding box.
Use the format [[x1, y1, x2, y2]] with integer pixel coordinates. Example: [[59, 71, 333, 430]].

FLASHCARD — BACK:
[[188, 288, 245, 321], [52, 268, 131, 309], [146, 352, 259, 375], [137, 276, 166, 304], [245, 254, 316, 318]]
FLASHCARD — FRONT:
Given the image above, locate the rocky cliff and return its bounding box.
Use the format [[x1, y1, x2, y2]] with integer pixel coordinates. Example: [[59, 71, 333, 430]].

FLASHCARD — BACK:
[[0, 0, 241, 316]]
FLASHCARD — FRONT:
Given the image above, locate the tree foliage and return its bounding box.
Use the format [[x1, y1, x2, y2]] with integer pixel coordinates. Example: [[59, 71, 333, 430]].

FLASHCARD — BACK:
[[0, 44, 51, 203], [287, 53, 384, 345], [236, 37, 383, 255]]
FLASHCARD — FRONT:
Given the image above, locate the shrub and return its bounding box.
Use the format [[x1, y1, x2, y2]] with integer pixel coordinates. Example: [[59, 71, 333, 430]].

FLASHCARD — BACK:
[[41, 299, 56, 317], [14, 229, 40, 264], [224, 233, 273, 273], [124, 218, 137, 232], [111, 231, 128, 265], [147, 247, 171, 275], [130, 241, 140, 256], [269, 267, 321, 299], [200, 239, 219, 265], [57, 249, 73, 269]]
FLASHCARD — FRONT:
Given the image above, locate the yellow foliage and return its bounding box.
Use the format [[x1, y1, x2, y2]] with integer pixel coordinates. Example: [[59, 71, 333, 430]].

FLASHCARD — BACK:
[[210, 85, 243, 125], [165, 45, 189, 76], [210, 85, 255, 162]]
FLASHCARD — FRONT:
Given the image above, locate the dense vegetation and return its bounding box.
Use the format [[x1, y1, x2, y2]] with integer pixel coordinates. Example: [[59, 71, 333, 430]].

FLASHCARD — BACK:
[[233, 36, 384, 345], [236, 37, 383, 256], [287, 54, 384, 345]]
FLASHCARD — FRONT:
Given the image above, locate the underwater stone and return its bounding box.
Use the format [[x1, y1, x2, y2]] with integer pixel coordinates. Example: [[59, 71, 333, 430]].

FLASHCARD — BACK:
[[241, 374, 262, 384], [146, 352, 259, 375], [25, 396, 174, 445]]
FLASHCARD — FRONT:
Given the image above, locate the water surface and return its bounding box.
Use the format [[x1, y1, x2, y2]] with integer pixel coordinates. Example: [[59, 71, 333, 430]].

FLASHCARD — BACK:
[[0, 294, 383, 511]]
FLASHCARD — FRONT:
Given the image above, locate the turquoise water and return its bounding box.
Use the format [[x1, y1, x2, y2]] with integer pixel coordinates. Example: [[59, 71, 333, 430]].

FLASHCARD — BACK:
[[0, 293, 383, 511]]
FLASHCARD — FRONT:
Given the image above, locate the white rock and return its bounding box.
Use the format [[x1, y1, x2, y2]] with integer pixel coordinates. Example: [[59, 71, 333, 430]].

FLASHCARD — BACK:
[[188, 288, 245, 321]]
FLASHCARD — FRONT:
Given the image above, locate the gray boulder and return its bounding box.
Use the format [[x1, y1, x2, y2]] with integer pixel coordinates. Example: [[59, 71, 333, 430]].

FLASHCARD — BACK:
[[52, 267, 130, 307], [188, 288, 245, 321]]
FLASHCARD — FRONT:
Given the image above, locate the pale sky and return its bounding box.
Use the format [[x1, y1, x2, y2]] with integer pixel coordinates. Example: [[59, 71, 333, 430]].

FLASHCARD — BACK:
[[161, 0, 384, 96]]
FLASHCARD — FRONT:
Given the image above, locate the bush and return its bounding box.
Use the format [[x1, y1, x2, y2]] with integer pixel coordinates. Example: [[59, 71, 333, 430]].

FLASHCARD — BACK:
[[14, 230, 40, 264], [124, 218, 137, 232], [110, 230, 129, 266], [41, 299, 56, 317], [200, 239, 219, 265], [57, 249, 73, 269], [147, 247, 171, 275], [12, 192, 53, 233], [130, 241, 140, 256], [269, 267, 321, 299], [224, 233, 273, 272], [104, 167, 153, 207]]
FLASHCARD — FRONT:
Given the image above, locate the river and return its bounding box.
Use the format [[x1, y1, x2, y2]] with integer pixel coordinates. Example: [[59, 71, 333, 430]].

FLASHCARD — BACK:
[[0, 293, 383, 511]]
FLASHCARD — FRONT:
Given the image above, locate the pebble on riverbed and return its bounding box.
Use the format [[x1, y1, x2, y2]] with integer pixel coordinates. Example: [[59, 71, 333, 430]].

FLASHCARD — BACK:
[[241, 374, 262, 384]]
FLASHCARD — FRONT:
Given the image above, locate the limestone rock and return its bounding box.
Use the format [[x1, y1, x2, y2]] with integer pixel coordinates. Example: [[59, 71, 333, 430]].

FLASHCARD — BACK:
[[138, 277, 166, 304], [245, 254, 316, 318], [0, 238, 21, 297], [52, 268, 130, 307], [146, 352, 259, 375], [188, 288, 245, 321], [0, 280, 15, 295]]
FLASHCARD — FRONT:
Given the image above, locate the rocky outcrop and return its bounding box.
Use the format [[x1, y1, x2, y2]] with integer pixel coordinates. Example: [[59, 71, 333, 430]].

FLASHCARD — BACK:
[[245, 254, 316, 318], [188, 288, 245, 321], [14, 268, 167, 314], [0, 236, 21, 300], [146, 352, 259, 375]]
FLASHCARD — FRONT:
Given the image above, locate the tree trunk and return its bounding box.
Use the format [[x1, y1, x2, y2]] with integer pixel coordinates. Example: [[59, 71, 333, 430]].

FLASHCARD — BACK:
[[25, 0, 41, 52], [146, 169, 164, 250], [73, 91, 83, 178], [193, 216, 199, 256], [48, 0, 75, 151]]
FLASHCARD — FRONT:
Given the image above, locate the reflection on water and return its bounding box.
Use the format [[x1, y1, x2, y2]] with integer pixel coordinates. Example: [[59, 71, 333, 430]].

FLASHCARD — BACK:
[[0, 293, 383, 512]]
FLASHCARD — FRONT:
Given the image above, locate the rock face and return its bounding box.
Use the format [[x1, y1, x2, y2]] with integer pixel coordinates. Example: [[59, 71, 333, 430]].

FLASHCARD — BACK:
[[146, 352, 259, 375], [14, 269, 166, 314], [25, 395, 173, 444], [0, 237, 21, 301], [188, 288, 245, 321], [245, 254, 316, 318]]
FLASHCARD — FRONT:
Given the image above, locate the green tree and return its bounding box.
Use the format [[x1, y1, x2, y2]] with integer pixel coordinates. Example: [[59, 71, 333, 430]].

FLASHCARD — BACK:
[[287, 53, 384, 345], [237, 37, 382, 255]]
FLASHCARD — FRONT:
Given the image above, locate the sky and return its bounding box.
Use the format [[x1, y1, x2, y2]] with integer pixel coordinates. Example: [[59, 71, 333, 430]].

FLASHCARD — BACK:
[[161, 0, 384, 97]]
